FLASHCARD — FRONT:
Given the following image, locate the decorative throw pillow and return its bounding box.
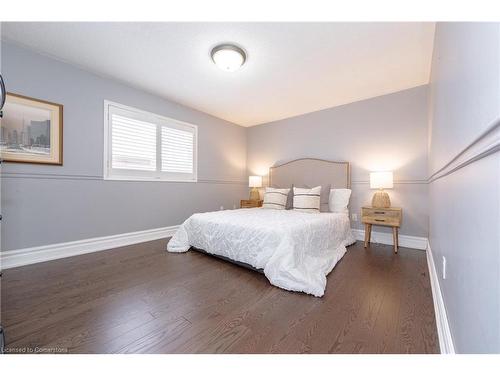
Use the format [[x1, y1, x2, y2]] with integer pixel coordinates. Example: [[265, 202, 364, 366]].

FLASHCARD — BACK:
[[262, 187, 291, 210], [270, 184, 294, 209], [293, 186, 321, 213], [329, 188, 352, 214]]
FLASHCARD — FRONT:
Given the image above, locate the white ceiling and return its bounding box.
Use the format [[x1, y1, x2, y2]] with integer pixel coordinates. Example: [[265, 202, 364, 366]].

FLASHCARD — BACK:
[[2, 22, 435, 127]]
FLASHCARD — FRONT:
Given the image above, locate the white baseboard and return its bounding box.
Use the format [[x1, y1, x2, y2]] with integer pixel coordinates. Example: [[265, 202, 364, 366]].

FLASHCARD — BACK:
[[351, 228, 428, 250], [0, 225, 179, 270], [426, 240, 455, 354]]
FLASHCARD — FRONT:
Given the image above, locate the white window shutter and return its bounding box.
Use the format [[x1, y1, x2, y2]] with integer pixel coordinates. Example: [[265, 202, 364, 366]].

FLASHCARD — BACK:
[[104, 101, 198, 181], [161, 126, 194, 174], [111, 114, 157, 171]]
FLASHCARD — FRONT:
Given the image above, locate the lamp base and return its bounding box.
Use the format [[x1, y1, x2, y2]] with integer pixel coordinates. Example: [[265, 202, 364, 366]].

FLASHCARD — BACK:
[[372, 190, 391, 208], [249, 187, 260, 201]]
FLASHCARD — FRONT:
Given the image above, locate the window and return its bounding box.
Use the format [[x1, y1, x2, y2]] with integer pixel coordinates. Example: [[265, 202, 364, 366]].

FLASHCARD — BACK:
[[104, 101, 197, 181]]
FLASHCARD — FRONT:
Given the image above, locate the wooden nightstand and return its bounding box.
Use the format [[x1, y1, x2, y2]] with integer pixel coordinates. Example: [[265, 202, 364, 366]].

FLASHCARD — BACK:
[[240, 199, 263, 208], [361, 206, 402, 253]]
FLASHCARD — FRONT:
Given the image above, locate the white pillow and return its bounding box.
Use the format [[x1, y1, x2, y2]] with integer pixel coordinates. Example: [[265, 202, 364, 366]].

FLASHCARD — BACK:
[[329, 188, 352, 214], [293, 186, 321, 213], [262, 187, 290, 210]]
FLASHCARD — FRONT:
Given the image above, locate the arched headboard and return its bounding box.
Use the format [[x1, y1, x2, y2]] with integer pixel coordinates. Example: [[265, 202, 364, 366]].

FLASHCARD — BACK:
[[269, 158, 351, 190]]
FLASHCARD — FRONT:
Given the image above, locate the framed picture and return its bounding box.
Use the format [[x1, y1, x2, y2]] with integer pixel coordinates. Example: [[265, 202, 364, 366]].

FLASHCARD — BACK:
[[1, 92, 63, 165]]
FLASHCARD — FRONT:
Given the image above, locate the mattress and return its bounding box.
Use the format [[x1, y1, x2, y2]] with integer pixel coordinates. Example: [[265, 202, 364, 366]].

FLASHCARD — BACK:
[[167, 208, 356, 297]]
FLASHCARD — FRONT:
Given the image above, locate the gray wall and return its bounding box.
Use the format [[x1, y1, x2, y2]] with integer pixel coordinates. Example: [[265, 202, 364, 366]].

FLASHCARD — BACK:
[[428, 23, 500, 353], [1, 42, 247, 251], [247, 86, 429, 237]]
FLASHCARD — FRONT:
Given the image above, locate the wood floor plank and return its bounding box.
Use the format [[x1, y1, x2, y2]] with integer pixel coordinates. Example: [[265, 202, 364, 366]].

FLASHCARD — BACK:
[[111, 316, 192, 354], [3, 248, 200, 325], [1, 239, 439, 354], [4, 255, 206, 344]]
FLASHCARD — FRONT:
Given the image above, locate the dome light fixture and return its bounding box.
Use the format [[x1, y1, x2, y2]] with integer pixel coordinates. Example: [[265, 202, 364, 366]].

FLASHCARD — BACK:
[[211, 44, 246, 72]]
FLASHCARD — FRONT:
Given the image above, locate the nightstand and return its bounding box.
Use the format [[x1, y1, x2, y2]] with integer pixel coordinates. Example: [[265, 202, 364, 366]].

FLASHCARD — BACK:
[[240, 199, 263, 208], [361, 206, 402, 253]]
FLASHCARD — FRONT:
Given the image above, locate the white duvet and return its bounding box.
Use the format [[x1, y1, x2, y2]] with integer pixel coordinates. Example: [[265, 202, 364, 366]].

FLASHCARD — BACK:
[[167, 208, 355, 297]]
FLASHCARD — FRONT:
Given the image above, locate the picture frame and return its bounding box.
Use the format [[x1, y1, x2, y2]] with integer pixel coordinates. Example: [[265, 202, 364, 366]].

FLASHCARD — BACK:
[[1, 92, 63, 165]]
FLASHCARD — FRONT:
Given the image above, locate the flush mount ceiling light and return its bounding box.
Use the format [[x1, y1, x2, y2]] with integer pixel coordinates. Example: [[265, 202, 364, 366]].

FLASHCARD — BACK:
[[211, 44, 246, 72]]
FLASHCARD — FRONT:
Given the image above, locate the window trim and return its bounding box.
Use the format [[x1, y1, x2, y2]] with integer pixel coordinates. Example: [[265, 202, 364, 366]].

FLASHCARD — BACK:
[[103, 100, 198, 182]]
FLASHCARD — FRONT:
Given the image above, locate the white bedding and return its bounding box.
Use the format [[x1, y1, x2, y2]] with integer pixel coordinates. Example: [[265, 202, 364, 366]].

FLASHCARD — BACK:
[[167, 208, 355, 297]]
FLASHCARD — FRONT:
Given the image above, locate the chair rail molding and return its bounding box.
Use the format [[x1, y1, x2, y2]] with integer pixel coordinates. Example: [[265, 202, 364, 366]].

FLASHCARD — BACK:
[[0, 171, 246, 185], [428, 118, 500, 183]]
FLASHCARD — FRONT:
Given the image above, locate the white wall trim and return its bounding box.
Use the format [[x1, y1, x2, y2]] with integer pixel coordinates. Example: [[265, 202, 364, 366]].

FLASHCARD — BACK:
[[428, 118, 500, 183], [351, 228, 428, 250], [0, 172, 246, 185], [0, 225, 179, 270], [426, 240, 455, 354]]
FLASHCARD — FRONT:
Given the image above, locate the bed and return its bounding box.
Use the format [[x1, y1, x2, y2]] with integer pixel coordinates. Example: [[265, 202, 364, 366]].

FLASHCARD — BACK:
[[167, 158, 355, 297]]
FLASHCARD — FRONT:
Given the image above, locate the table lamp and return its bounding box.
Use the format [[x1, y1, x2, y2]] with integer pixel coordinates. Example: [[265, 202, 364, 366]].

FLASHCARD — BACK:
[[248, 175, 262, 201], [370, 171, 393, 208]]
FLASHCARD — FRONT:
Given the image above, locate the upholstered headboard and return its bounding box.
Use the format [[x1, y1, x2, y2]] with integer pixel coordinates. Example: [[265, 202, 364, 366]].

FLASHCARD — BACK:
[[268, 158, 350, 211], [269, 158, 351, 210]]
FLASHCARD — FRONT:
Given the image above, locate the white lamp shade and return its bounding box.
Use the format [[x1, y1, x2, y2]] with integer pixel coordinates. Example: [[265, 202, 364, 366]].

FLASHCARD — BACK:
[[370, 171, 393, 189], [248, 175, 262, 188]]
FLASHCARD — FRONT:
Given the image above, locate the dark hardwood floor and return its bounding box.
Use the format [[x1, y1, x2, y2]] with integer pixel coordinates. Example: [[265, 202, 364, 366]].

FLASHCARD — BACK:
[[1, 239, 439, 354]]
